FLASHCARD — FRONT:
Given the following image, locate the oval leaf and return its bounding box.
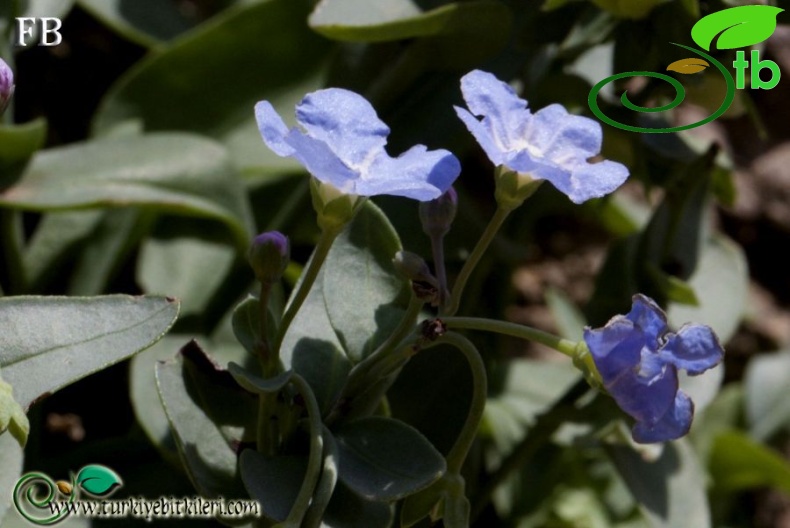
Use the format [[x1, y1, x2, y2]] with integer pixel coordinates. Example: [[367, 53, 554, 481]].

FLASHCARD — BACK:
[[691, 5, 784, 51], [0, 133, 253, 250], [323, 201, 409, 363], [76, 465, 122, 497], [667, 58, 710, 74], [334, 417, 446, 501], [607, 439, 711, 528], [0, 295, 179, 410]]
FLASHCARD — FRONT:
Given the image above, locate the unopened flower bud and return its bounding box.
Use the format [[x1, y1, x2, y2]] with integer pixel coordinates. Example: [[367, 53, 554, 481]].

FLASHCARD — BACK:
[[310, 178, 361, 234], [419, 187, 458, 238], [0, 58, 14, 116], [393, 251, 441, 305], [248, 231, 290, 284]]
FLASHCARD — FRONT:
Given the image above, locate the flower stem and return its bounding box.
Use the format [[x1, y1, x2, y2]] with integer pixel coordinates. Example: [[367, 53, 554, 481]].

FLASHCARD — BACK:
[[440, 332, 488, 474], [275, 228, 339, 353], [429, 233, 449, 307], [442, 316, 579, 357], [281, 374, 324, 528], [444, 206, 511, 316]]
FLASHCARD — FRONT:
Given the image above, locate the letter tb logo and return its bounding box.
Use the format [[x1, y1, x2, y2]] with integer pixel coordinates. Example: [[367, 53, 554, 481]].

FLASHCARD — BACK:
[[589, 5, 784, 133], [15, 17, 63, 47]]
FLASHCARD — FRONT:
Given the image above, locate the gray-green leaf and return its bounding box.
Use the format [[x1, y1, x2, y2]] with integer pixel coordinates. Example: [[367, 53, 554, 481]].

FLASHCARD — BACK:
[[334, 417, 446, 501], [0, 295, 179, 410]]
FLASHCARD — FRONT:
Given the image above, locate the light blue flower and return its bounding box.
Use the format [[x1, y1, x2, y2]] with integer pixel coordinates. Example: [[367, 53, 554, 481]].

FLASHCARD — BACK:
[[454, 69, 629, 204], [255, 88, 461, 201], [583, 294, 723, 443]]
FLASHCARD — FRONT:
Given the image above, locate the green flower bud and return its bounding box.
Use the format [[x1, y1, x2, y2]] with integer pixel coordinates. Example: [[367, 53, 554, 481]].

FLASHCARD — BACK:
[[310, 178, 361, 234], [248, 231, 290, 284], [494, 167, 543, 211]]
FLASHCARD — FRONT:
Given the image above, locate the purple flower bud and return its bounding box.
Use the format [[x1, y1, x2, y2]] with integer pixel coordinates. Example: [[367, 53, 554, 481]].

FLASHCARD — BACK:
[[419, 187, 458, 238], [248, 231, 290, 284], [0, 58, 14, 115]]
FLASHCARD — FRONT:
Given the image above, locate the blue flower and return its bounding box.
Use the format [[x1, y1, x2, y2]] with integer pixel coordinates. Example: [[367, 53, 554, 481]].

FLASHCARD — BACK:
[[583, 294, 724, 443], [255, 88, 461, 201], [454, 69, 629, 204]]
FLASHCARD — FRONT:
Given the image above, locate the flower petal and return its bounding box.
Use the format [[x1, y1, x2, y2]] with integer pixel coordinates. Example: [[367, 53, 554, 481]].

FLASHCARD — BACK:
[[361, 146, 461, 201], [528, 104, 603, 162], [294, 88, 389, 169], [625, 294, 668, 344], [563, 160, 630, 204], [584, 317, 642, 383], [282, 130, 358, 192], [660, 324, 724, 376], [610, 361, 679, 426], [458, 69, 531, 153], [255, 101, 296, 157], [454, 106, 507, 166], [632, 390, 694, 443]]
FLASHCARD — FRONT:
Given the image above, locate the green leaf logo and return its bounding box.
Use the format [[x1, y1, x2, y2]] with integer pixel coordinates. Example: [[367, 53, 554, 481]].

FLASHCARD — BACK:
[[75, 465, 123, 497], [691, 5, 784, 51]]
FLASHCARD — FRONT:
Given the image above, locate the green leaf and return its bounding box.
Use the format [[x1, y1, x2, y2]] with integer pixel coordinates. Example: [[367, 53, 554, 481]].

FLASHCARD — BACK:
[[667, 234, 748, 344], [21, 210, 104, 292], [76, 465, 123, 497], [744, 350, 790, 441], [0, 375, 29, 447], [0, 133, 253, 250], [323, 481, 393, 528], [691, 5, 784, 51], [323, 201, 409, 363], [545, 287, 586, 341], [280, 268, 352, 414], [309, 0, 509, 42], [607, 439, 711, 528], [240, 450, 307, 522], [0, 431, 24, 525], [590, 0, 670, 19], [130, 335, 190, 466], [232, 295, 263, 356], [78, 0, 198, 47], [137, 218, 237, 316], [388, 345, 472, 456], [92, 0, 331, 179], [483, 359, 581, 456], [709, 430, 790, 494], [66, 209, 150, 296], [228, 363, 293, 394], [0, 119, 47, 186], [334, 416, 446, 501], [0, 295, 179, 409], [155, 342, 255, 499]]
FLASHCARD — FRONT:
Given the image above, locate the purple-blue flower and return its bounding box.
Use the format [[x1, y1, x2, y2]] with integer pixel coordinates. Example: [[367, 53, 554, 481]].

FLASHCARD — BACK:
[[583, 294, 724, 443], [454, 69, 629, 204], [255, 88, 460, 201]]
